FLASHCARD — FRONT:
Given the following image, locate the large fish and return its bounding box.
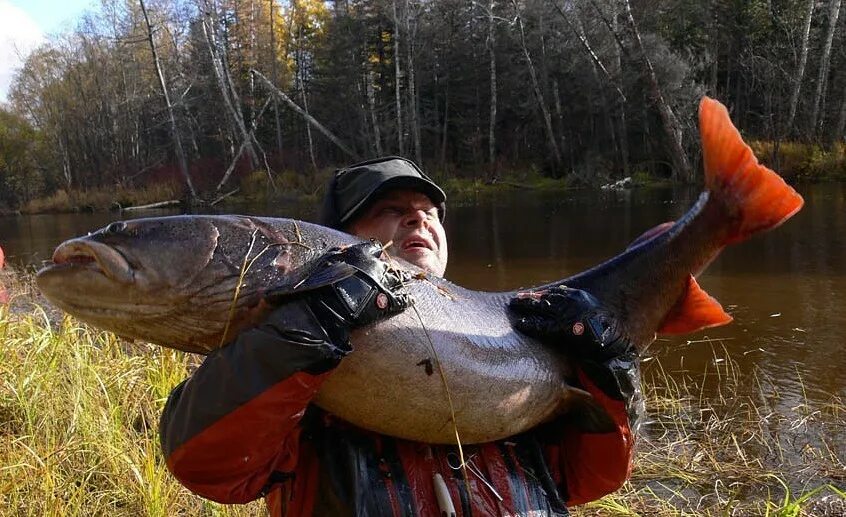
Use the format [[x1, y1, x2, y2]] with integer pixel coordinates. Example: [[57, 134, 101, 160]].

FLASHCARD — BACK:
[[36, 98, 803, 444]]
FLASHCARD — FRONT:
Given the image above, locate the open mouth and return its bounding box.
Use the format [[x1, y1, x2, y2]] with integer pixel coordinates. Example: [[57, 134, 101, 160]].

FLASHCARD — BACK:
[[402, 237, 433, 252], [50, 239, 134, 284]]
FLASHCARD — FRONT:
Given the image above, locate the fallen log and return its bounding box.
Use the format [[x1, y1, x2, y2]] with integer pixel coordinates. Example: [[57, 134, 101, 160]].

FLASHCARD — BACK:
[[122, 200, 181, 212]]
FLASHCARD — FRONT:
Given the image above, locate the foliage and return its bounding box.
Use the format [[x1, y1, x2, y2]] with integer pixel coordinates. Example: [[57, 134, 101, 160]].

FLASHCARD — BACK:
[[0, 108, 44, 207], [749, 141, 846, 181]]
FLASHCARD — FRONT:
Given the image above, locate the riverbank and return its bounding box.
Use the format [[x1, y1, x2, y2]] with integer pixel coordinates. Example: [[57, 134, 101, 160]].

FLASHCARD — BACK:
[[0, 274, 842, 515], [11, 142, 845, 215]]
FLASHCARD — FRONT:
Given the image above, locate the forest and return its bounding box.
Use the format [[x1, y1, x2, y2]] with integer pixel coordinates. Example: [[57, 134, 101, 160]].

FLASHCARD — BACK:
[[1, 0, 845, 209]]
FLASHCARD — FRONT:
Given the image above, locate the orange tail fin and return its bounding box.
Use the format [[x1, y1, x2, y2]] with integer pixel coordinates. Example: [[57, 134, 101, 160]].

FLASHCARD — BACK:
[[699, 97, 804, 244]]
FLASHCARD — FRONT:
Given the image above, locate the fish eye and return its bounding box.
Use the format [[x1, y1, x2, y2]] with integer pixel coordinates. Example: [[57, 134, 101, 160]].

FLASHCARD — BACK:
[[104, 222, 127, 235]]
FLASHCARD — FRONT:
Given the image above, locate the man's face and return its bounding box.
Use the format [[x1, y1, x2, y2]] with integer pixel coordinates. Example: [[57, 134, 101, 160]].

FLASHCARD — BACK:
[[347, 189, 448, 277]]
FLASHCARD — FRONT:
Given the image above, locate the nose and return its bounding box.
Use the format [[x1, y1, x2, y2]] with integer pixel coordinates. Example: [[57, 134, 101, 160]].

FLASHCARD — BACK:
[[402, 209, 430, 229]]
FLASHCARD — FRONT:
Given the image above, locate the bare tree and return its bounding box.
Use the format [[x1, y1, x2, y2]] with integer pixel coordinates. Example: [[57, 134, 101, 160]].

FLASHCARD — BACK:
[[511, 0, 562, 169], [836, 90, 846, 143], [617, 0, 691, 181], [252, 69, 360, 160], [366, 69, 384, 155], [392, 0, 405, 155], [216, 96, 274, 191], [269, 0, 282, 153], [487, 0, 498, 168], [810, 0, 842, 135], [785, 0, 815, 136], [139, 0, 197, 198], [555, 2, 629, 175], [406, 0, 422, 165], [200, 2, 260, 169], [292, 1, 318, 169]]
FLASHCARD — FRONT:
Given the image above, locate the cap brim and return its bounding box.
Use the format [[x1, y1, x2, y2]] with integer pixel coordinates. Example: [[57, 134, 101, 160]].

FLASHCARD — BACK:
[[340, 176, 446, 224]]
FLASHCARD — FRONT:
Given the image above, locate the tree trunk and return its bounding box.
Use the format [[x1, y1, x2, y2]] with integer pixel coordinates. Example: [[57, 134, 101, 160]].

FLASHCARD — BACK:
[[512, 0, 562, 169], [219, 12, 260, 168], [810, 0, 842, 136], [558, 3, 630, 175], [620, 0, 691, 181], [269, 0, 283, 153], [60, 136, 73, 188], [216, 96, 273, 191], [252, 70, 360, 160], [393, 0, 405, 155], [366, 70, 384, 155], [201, 5, 260, 169], [610, 2, 629, 178], [405, 0, 422, 166], [247, 0, 257, 130], [835, 89, 846, 143], [487, 0, 497, 168], [293, 7, 317, 169], [441, 85, 450, 169], [139, 0, 196, 198], [785, 0, 815, 136]]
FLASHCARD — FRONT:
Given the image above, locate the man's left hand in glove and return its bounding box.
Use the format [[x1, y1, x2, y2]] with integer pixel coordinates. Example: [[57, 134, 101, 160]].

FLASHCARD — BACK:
[[508, 286, 639, 403]]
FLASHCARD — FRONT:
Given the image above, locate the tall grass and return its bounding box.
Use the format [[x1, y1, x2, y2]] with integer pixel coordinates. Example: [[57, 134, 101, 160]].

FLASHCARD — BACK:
[[575, 341, 846, 516], [21, 183, 182, 214], [0, 276, 260, 516], [1, 273, 843, 516]]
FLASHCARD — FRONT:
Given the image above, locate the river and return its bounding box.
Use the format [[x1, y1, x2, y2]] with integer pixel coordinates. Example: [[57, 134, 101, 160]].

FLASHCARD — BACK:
[[1, 183, 844, 416]]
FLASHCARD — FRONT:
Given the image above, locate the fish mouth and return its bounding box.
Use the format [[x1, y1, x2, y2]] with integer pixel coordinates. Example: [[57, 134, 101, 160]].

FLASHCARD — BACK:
[[48, 239, 135, 285]]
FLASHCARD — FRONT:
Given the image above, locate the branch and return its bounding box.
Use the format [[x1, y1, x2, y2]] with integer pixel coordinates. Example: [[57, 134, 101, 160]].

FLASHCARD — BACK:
[[552, 1, 626, 103], [251, 69, 360, 160]]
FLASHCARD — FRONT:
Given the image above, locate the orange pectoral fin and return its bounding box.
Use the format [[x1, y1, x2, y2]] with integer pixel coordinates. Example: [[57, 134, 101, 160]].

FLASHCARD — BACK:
[[658, 276, 733, 335]]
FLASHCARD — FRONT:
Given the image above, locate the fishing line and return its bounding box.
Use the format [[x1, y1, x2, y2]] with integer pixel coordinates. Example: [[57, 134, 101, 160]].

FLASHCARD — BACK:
[[379, 242, 472, 495], [403, 263, 514, 512], [409, 293, 473, 499]]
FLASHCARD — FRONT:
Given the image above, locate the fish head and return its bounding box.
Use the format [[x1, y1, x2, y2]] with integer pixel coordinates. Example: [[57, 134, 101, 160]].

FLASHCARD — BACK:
[[36, 215, 313, 353]]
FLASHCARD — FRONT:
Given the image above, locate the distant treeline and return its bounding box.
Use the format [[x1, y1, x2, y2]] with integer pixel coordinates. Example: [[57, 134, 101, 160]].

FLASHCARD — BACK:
[[1, 0, 845, 207]]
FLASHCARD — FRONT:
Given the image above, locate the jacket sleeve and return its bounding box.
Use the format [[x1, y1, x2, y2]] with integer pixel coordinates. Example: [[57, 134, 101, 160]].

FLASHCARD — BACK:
[[547, 354, 642, 506], [159, 302, 348, 504]]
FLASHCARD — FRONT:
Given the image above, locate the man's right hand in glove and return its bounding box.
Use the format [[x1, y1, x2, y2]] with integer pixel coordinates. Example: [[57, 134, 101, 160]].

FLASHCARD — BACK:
[[255, 240, 413, 373]]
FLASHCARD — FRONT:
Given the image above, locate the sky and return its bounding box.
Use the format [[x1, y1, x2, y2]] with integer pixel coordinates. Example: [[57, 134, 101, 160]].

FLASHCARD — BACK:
[[0, 0, 93, 103]]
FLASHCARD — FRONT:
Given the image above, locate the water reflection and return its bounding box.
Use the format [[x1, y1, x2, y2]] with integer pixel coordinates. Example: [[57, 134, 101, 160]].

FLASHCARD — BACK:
[[1, 184, 844, 407]]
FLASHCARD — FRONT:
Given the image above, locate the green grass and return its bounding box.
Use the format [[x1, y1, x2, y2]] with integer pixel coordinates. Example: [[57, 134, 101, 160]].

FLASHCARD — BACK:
[[0, 272, 260, 516], [749, 141, 846, 182], [1, 272, 843, 516]]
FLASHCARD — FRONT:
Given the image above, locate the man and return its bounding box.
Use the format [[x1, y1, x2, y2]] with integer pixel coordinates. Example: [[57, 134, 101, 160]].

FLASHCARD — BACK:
[[160, 156, 641, 515]]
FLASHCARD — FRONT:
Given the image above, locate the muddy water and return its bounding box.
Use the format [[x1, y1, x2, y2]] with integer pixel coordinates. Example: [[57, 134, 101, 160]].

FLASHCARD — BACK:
[[1, 184, 844, 409]]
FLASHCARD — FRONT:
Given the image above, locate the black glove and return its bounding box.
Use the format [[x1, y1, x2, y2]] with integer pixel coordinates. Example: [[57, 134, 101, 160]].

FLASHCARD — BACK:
[[509, 286, 640, 405], [509, 286, 634, 362], [265, 240, 412, 348]]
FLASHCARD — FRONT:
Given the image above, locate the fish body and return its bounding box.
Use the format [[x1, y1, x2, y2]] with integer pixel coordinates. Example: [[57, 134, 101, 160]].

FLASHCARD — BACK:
[[36, 98, 803, 443]]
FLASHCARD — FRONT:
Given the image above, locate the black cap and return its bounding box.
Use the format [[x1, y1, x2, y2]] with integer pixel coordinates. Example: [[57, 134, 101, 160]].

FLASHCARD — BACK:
[[320, 156, 446, 229]]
